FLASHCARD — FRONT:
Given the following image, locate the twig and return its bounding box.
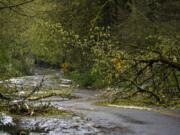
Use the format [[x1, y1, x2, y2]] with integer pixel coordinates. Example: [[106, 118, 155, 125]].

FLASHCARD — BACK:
[[0, 0, 35, 10], [22, 75, 45, 102]]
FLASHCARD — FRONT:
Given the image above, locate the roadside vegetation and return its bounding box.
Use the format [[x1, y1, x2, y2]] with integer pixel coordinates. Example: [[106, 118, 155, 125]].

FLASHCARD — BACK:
[[95, 92, 180, 109], [0, 0, 180, 114]]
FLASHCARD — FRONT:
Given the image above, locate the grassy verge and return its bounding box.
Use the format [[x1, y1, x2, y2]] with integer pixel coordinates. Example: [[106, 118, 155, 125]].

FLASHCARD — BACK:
[[94, 92, 180, 110], [94, 99, 180, 118]]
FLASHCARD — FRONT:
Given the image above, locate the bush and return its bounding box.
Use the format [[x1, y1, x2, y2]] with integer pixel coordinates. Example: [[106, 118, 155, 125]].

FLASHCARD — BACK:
[[11, 59, 33, 76], [65, 70, 107, 88]]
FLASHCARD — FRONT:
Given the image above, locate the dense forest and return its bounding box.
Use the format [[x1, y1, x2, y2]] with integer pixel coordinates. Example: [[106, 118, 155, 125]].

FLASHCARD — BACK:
[[0, 0, 180, 106]]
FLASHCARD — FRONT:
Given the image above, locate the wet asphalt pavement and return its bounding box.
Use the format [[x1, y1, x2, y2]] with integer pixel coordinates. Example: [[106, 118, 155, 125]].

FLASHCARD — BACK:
[[53, 89, 180, 135]]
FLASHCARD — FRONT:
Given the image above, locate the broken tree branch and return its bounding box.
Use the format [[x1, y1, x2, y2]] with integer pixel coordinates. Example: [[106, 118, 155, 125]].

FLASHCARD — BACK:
[[0, 0, 34, 10]]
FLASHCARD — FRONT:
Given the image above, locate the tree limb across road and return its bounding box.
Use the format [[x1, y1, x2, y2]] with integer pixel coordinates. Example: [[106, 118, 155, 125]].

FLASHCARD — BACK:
[[0, 0, 34, 10]]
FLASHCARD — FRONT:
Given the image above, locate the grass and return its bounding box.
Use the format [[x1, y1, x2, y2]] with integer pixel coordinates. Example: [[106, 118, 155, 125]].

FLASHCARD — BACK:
[[94, 99, 153, 108], [94, 92, 180, 109]]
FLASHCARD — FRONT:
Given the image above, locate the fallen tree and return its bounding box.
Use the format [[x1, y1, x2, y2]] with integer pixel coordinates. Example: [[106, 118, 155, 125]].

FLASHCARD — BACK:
[[0, 75, 73, 116]]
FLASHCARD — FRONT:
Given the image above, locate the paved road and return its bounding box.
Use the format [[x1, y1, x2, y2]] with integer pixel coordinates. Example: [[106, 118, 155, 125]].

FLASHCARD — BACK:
[[52, 89, 180, 135]]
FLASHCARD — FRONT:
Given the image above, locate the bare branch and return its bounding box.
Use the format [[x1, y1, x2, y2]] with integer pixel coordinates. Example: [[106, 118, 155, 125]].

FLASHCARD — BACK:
[[22, 75, 45, 102], [120, 75, 161, 102], [0, 93, 11, 101], [28, 93, 57, 101], [0, 0, 35, 10], [122, 57, 180, 71], [173, 71, 180, 92]]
